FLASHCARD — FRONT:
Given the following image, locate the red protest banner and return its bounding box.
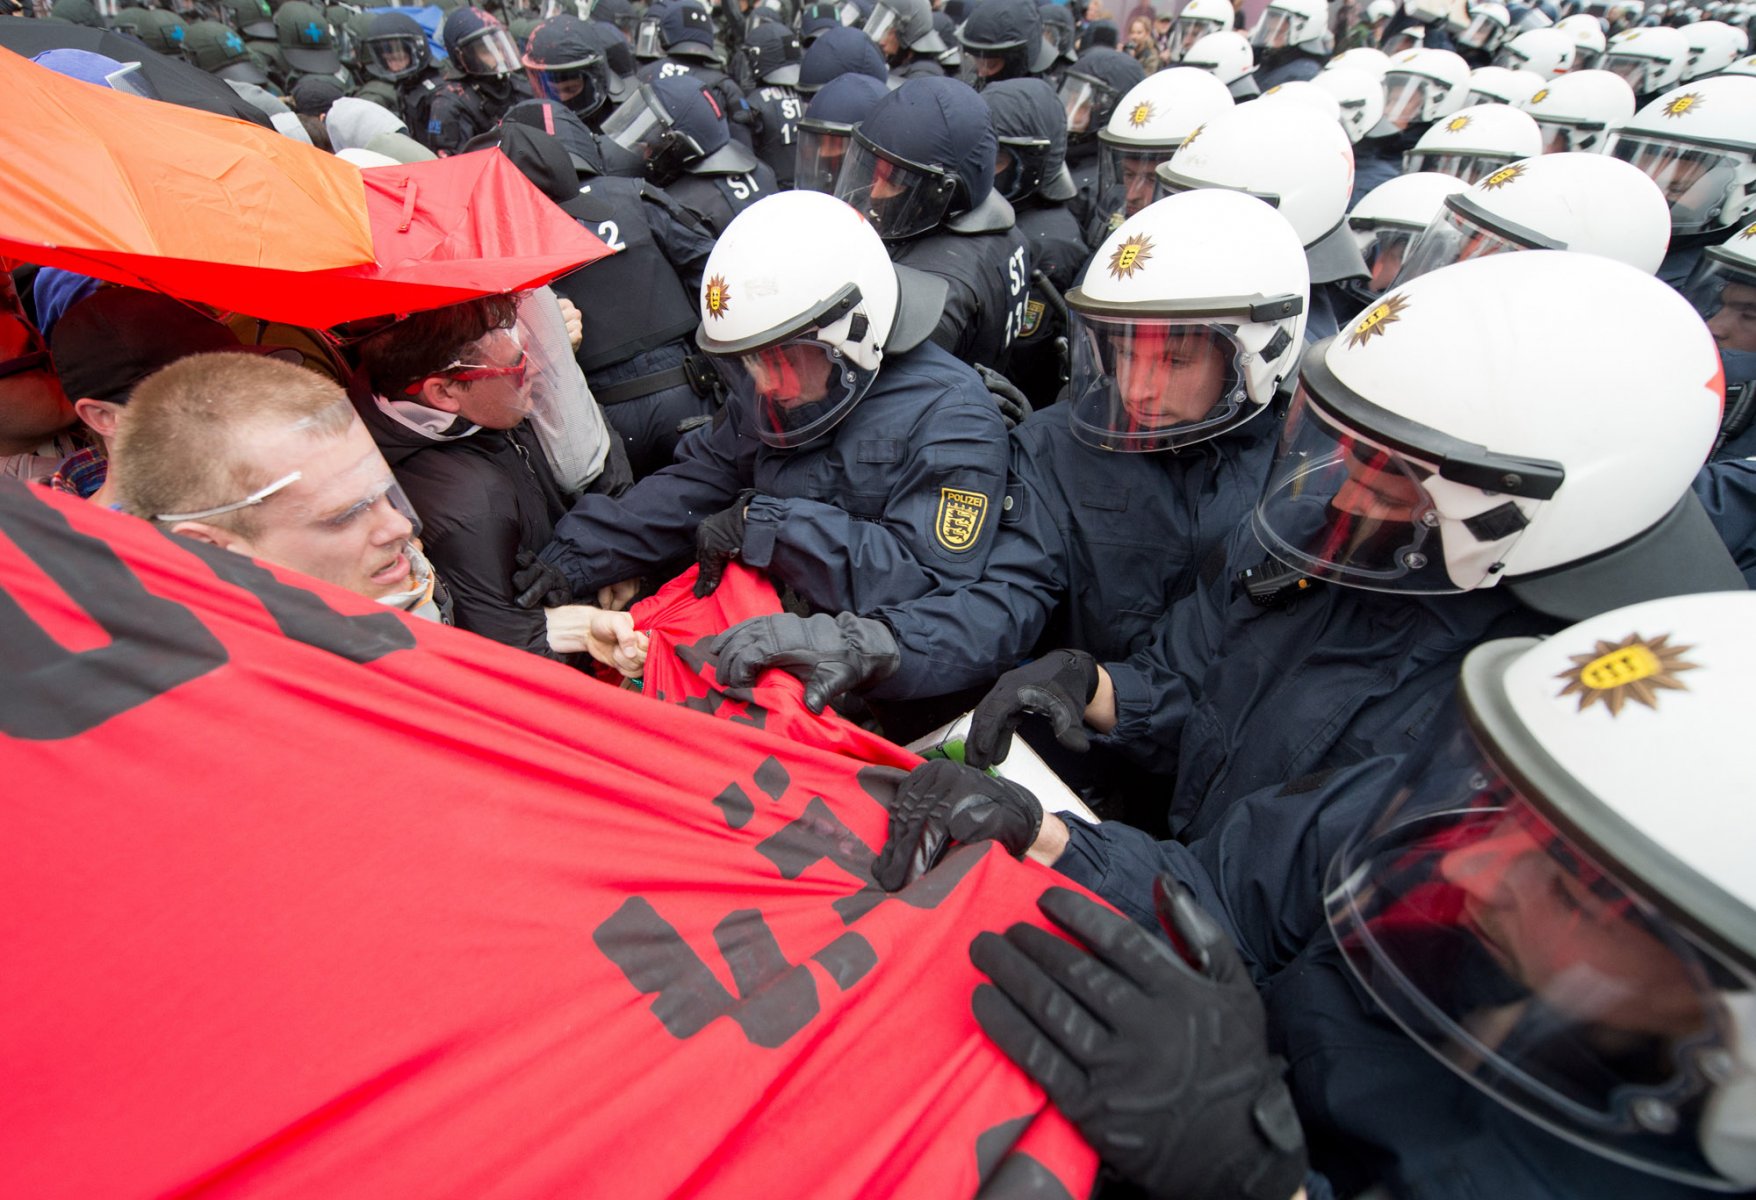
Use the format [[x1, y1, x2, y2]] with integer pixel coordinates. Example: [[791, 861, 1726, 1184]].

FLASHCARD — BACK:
[[0, 481, 1096, 1199]]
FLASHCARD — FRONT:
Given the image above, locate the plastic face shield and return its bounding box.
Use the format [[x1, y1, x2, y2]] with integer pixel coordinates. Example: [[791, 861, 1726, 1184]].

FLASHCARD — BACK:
[[1534, 117, 1602, 154], [1602, 50, 1660, 92], [1253, 7, 1301, 49], [525, 58, 608, 113], [994, 135, 1051, 201], [1403, 148, 1520, 185], [835, 135, 958, 239], [1059, 74, 1112, 137], [1095, 143, 1175, 229], [1253, 386, 1469, 591], [1684, 255, 1756, 387], [862, 4, 902, 55], [1067, 314, 1251, 452], [1391, 200, 1543, 288], [1357, 224, 1422, 297], [634, 15, 664, 56], [958, 43, 1026, 88], [1457, 11, 1506, 51], [1380, 71, 1449, 133], [712, 337, 878, 448], [1326, 719, 1756, 1191], [367, 32, 426, 79], [459, 26, 522, 75], [794, 121, 853, 193], [1608, 133, 1749, 235], [1167, 14, 1222, 59], [602, 86, 699, 179]]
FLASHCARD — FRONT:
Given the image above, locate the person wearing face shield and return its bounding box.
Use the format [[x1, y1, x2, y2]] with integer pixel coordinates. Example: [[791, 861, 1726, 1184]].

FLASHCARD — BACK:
[[1684, 221, 1756, 460], [524, 191, 1008, 638], [727, 20, 807, 185], [949, 251, 1744, 854], [791, 71, 888, 192], [353, 12, 446, 136], [1351, 46, 1473, 204], [428, 7, 534, 154], [600, 74, 779, 235], [520, 15, 616, 121], [1344, 170, 1470, 305], [955, 0, 1061, 87], [1252, 0, 1334, 89], [1083, 66, 1234, 246], [1054, 46, 1144, 225], [861, 0, 949, 77], [857, 589, 1756, 1200], [633, 0, 758, 150], [703, 190, 1308, 776], [833, 75, 1034, 377]]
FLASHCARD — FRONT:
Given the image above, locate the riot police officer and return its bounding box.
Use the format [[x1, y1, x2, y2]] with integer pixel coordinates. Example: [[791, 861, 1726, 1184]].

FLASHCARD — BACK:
[[357, 12, 447, 139], [730, 20, 807, 186], [428, 7, 533, 154]]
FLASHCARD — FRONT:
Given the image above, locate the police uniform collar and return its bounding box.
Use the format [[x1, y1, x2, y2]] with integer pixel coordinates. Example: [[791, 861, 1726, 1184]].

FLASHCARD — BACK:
[[886, 263, 950, 354]]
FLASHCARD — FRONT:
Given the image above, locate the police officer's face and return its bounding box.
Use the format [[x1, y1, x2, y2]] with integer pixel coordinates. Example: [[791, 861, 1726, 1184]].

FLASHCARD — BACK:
[[1708, 280, 1756, 353], [741, 343, 834, 407], [1122, 155, 1159, 216], [383, 43, 412, 71], [1330, 447, 1425, 522], [1115, 327, 1228, 427]]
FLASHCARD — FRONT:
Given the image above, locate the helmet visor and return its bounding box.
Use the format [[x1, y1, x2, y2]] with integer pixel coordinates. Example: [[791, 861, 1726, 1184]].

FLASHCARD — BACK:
[[634, 15, 663, 56], [1391, 200, 1538, 288], [1683, 254, 1756, 389], [1326, 719, 1756, 1190], [458, 26, 522, 75], [1378, 71, 1447, 133], [1456, 11, 1506, 51], [1253, 386, 1466, 591], [835, 135, 958, 239], [1402, 148, 1521, 185], [1601, 50, 1659, 92], [1253, 8, 1300, 49], [713, 338, 878, 448], [862, 4, 901, 54], [995, 135, 1051, 201], [366, 32, 426, 78], [602, 87, 698, 178], [1059, 74, 1111, 136], [1166, 14, 1221, 59], [794, 122, 853, 193], [1535, 117, 1602, 154], [1607, 133, 1749, 235], [1094, 142, 1176, 231], [1067, 313, 1250, 452], [525, 59, 608, 114], [1358, 224, 1421, 296], [958, 44, 1025, 88]]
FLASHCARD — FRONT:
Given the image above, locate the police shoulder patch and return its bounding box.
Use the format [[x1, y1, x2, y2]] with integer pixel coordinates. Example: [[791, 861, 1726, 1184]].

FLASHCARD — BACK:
[[935, 487, 990, 552], [1018, 298, 1045, 337]]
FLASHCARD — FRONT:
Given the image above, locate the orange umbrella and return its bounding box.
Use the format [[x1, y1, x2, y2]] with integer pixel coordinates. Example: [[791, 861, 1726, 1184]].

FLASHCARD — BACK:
[[0, 46, 374, 301]]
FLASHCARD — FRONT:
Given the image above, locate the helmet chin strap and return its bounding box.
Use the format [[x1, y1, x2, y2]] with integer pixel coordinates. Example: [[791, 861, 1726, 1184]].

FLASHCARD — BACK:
[[817, 308, 883, 373]]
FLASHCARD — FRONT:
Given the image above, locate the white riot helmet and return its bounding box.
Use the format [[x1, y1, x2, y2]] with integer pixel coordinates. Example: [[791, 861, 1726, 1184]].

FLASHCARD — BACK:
[[1401, 102, 1544, 183], [1165, 0, 1232, 62], [1157, 100, 1367, 283], [1093, 68, 1235, 233], [1064, 190, 1310, 452], [1682, 19, 1751, 80], [1260, 78, 1344, 120], [1519, 68, 1637, 151], [1456, 1, 1512, 55], [1184, 30, 1261, 97], [1604, 76, 1756, 236], [1464, 63, 1547, 106], [1402, 0, 1453, 23], [694, 192, 935, 448], [1727, 53, 1756, 77], [1601, 26, 1691, 97], [1555, 10, 1608, 69], [1313, 63, 1389, 142], [1366, 0, 1396, 21], [1328, 44, 1394, 76], [1493, 26, 1577, 77], [1253, 0, 1332, 55], [1681, 221, 1756, 424], [1252, 251, 1726, 603], [1382, 22, 1427, 57], [1349, 170, 1470, 294], [1391, 152, 1673, 284], [1328, 590, 1756, 1191], [1374, 47, 1474, 135]]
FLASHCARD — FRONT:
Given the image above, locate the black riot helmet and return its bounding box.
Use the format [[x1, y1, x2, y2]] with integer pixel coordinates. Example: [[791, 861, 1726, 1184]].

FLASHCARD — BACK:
[[521, 15, 612, 115], [955, 0, 1057, 89], [362, 12, 432, 81]]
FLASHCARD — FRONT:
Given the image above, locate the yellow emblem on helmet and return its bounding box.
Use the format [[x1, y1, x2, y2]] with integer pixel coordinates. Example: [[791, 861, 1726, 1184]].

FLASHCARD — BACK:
[[1107, 234, 1155, 280], [1530, 87, 1549, 104], [1740, 222, 1756, 239], [1129, 101, 1155, 127], [1445, 114, 1471, 133], [1181, 123, 1205, 150], [1346, 292, 1411, 349], [1555, 632, 1700, 716], [704, 274, 731, 320], [1480, 162, 1527, 189], [1663, 91, 1703, 118]]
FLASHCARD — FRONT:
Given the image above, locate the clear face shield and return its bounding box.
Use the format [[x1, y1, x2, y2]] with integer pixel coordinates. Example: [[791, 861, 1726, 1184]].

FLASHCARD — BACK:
[[634, 14, 664, 56], [1573, 44, 1602, 70], [525, 56, 609, 114], [862, 4, 903, 58], [710, 332, 880, 449], [1601, 50, 1660, 91], [1355, 223, 1423, 297], [1683, 254, 1756, 390], [1166, 14, 1222, 59], [1094, 142, 1175, 231], [1253, 7, 1303, 49], [1379, 71, 1449, 133], [835, 134, 959, 239], [1058, 73, 1114, 139], [1403, 147, 1522, 185], [458, 26, 522, 75], [1608, 132, 1751, 235], [367, 32, 426, 79], [994, 135, 1051, 201], [1390, 197, 1548, 287], [1067, 313, 1253, 452], [602, 86, 702, 182], [1326, 718, 1756, 1191], [1534, 116, 1604, 154], [1457, 11, 1507, 50], [958, 41, 1027, 88], [794, 121, 853, 192]]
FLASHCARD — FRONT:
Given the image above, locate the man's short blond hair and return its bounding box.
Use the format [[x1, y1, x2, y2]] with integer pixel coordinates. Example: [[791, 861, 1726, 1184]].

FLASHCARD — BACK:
[[114, 352, 355, 536]]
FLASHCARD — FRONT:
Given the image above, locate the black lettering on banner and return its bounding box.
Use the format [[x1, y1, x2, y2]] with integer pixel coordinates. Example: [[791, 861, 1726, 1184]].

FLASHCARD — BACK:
[[713, 781, 754, 829], [675, 635, 770, 731], [974, 1115, 1076, 1199], [174, 532, 415, 665], [0, 487, 227, 739]]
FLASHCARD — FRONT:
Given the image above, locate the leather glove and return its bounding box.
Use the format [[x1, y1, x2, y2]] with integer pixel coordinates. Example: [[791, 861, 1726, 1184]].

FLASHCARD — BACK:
[[970, 877, 1308, 1200], [975, 363, 1032, 430], [964, 648, 1098, 769], [694, 488, 758, 598], [511, 549, 573, 610], [709, 612, 900, 713], [871, 758, 1043, 892]]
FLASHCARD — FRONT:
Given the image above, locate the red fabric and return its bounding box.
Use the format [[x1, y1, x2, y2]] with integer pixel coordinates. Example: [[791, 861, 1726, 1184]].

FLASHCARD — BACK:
[[0, 482, 1096, 1199], [632, 565, 920, 771]]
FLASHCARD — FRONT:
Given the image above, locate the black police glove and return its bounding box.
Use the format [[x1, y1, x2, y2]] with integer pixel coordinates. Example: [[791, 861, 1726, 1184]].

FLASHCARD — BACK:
[[970, 877, 1308, 1200], [709, 612, 900, 713], [511, 549, 574, 610], [964, 648, 1098, 769], [871, 758, 1043, 892], [975, 363, 1033, 430], [694, 488, 758, 598]]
